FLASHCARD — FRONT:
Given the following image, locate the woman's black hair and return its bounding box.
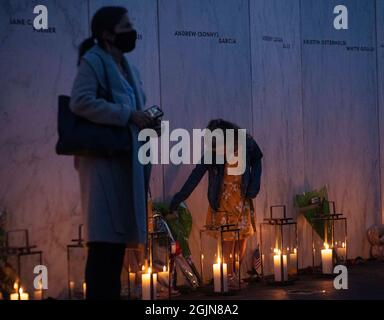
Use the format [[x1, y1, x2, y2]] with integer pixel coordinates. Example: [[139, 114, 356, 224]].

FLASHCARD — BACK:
[[207, 119, 241, 131], [77, 6, 128, 65], [206, 119, 243, 152]]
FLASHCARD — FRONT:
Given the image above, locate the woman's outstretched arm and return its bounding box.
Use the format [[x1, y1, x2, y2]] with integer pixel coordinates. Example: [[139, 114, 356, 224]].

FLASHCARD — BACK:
[[170, 162, 208, 211]]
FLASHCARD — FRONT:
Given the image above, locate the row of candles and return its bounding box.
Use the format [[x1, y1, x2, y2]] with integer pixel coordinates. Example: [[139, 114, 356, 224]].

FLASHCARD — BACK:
[[9, 282, 43, 300], [271, 241, 346, 281], [210, 241, 346, 290], [320, 241, 346, 274], [7, 242, 346, 299], [125, 264, 170, 300], [8, 265, 169, 300]]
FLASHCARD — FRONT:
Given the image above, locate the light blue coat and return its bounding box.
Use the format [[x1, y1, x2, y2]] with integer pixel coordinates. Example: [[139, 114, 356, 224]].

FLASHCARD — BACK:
[[70, 44, 150, 245]]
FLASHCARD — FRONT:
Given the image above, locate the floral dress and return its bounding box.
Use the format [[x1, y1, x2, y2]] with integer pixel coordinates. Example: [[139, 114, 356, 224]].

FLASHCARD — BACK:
[[206, 162, 254, 241]]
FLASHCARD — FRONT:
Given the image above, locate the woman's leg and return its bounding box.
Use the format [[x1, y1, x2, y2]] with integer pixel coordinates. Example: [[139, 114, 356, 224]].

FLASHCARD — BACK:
[[85, 242, 126, 300]]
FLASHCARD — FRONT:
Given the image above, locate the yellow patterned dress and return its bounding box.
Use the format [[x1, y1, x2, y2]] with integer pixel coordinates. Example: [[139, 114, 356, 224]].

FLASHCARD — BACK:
[[206, 162, 254, 241]]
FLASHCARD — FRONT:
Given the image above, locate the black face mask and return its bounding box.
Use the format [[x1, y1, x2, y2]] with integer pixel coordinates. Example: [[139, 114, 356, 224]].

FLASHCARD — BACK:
[[114, 29, 137, 53]]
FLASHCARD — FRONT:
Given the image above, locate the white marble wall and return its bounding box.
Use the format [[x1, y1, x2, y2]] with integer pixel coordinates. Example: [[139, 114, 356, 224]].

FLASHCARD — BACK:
[[300, 0, 381, 258], [0, 0, 89, 298], [158, 0, 253, 276], [249, 0, 307, 268], [377, 0, 384, 224], [0, 0, 383, 297]]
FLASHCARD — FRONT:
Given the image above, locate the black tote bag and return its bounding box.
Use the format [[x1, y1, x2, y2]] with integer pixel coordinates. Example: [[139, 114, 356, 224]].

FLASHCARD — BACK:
[[56, 56, 131, 157]]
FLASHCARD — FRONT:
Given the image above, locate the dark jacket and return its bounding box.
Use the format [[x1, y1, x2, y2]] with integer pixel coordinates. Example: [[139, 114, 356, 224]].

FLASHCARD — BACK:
[[170, 135, 263, 211]]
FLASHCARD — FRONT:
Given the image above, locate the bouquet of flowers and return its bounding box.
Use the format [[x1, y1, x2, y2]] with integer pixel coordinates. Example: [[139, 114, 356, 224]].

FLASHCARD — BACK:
[[294, 186, 331, 241]]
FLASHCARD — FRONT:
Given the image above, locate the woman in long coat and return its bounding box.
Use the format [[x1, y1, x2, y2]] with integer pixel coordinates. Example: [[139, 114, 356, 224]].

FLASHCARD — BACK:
[[70, 6, 153, 299]]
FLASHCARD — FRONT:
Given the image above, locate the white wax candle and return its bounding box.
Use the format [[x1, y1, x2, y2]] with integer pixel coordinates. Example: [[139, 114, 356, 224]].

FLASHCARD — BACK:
[[336, 242, 346, 260], [10, 292, 19, 300], [235, 261, 240, 273], [158, 266, 169, 285], [82, 282, 86, 300], [321, 243, 333, 274], [141, 269, 157, 300], [19, 288, 29, 300], [289, 248, 298, 275], [69, 281, 75, 297], [153, 273, 157, 299], [34, 281, 43, 300], [34, 290, 43, 300], [129, 272, 136, 291], [213, 259, 228, 293], [273, 250, 288, 282], [10, 287, 29, 300]]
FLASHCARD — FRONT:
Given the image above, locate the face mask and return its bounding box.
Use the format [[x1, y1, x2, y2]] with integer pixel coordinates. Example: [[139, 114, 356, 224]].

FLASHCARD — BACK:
[[114, 29, 137, 53]]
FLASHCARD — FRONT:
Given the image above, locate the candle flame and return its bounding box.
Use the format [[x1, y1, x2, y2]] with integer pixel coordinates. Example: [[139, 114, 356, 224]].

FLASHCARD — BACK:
[[148, 267, 152, 274], [163, 265, 166, 272], [274, 248, 281, 255], [142, 265, 145, 271], [201, 254, 204, 259], [342, 242, 345, 248], [14, 282, 18, 291], [324, 243, 329, 250], [294, 248, 297, 254], [19, 288, 23, 295]]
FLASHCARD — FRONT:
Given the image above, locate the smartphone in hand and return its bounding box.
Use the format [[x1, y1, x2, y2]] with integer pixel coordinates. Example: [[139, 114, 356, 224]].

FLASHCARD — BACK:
[[144, 105, 163, 119]]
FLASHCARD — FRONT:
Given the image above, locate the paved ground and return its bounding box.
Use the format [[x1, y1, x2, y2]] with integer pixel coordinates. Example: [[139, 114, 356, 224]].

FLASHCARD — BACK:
[[174, 260, 384, 300]]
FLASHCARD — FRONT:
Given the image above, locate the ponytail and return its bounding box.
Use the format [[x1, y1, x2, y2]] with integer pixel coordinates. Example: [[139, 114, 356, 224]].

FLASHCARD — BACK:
[[77, 37, 96, 65], [77, 7, 128, 66]]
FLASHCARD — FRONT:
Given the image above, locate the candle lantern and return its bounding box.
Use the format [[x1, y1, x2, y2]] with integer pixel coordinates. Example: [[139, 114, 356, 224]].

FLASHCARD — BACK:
[[123, 247, 142, 299], [143, 212, 173, 300], [199, 223, 241, 294], [66, 225, 86, 299], [260, 205, 298, 284], [3, 229, 43, 299], [311, 201, 348, 275]]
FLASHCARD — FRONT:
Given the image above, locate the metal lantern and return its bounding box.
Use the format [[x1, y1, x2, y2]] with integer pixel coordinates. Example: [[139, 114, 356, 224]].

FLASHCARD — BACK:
[[142, 212, 173, 300], [66, 225, 86, 300], [260, 205, 298, 284], [311, 201, 348, 275], [4, 229, 44, 299], [123, 247, 143, 299], [199, 222, 241, 294]]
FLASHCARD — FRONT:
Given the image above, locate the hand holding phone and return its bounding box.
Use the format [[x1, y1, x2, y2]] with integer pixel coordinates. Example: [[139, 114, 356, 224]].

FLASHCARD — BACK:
[[144, 105, 164, 119]]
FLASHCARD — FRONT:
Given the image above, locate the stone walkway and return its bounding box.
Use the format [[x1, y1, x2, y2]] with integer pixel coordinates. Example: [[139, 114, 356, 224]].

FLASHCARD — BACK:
[[174, 260, 384, 300]]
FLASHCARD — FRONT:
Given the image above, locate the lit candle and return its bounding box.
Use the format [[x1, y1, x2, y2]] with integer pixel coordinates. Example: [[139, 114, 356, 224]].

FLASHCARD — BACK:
[[321, 243, 333, 274], [69, 281, 75, 297], [289, 248, 298, 275], [336, 242, 346, 261], [141, 268, 157, 300], [273, 249, 288, 282], [10, 283, 19, 300], [153, 273, 157, 298], [233, 254, 240, 273], [10, 292, 18, 300], [213, 257, 228, 293], [11, 288, 29, 300], [158, 265, 169, 285], [82, 282, 86, 300], [129, 272, 136, 291], [34, 281, 43, 300]]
